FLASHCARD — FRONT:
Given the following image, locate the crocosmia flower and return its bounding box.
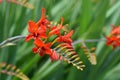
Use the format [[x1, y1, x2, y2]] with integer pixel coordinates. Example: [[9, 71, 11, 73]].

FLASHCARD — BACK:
[[25, 7, 85, 70], [106, 25, 120, 48], [56, 30, 73, 44], [106, 36, 120, 49], [25, 8, 48, 41], [37, 7, 50, 27], [111, 25, 120, 35], [48, 18, 64, 36], [33, 39, 52, 56]]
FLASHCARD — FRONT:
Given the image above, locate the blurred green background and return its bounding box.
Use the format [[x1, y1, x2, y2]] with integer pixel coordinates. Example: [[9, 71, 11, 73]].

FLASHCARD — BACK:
[[0, 0, 120, 80]]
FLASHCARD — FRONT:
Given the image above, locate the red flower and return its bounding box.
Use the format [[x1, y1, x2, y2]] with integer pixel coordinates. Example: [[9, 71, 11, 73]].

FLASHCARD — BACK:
[[37, 7, 50, 27], [33, 39, 52, 56], [25, 8, 50, 42], [48, 18, 64, 36], [106, 25, 120, 48], [25, 20, 47, 41], [106, 36, 120, 48], [56, 30, 73, 44], [25, 7, 76, 63], [111, 25, 120, 35]]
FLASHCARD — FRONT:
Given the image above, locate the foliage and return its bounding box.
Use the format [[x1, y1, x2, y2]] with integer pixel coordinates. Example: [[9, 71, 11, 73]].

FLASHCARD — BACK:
[[0, 0, 120, 80]]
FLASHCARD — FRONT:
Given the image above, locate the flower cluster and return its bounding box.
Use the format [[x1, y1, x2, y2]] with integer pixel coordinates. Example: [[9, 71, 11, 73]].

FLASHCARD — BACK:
[[106, 25, 120, 48], [25, 7, 85, 70], [25, 7, 56, 61], [25, 8, 69, 59]]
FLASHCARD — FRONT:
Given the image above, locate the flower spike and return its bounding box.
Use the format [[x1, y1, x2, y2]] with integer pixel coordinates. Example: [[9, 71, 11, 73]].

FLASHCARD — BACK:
[[25, 7, 85, 70], [0, 62, 29, 80]]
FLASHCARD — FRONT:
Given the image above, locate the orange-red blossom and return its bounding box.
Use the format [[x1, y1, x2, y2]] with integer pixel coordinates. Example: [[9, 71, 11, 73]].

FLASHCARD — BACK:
[[25, 7, 74, 61], [106, 25, 120, 48]]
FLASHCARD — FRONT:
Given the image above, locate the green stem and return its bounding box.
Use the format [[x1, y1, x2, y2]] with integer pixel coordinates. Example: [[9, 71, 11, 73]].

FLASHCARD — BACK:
[[0, 35, 25, 48], [73, 38, 106, 45]]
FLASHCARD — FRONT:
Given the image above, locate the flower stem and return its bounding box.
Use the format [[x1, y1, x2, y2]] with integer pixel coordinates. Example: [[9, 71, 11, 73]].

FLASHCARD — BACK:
[[0, 35, 26, 48], [73, 38, 106, 45]]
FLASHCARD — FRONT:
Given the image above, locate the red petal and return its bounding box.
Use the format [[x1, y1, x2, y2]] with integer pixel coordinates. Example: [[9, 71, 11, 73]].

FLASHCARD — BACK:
[[116, 41, 120, 46], [48, 18, 64, 36], [37, 7, 46, 25], [64, 37, 72, 43], [45, 43, 52, 47], [106, 41, 111, 45], [66, 30, 74, 38], [48, 27, 61, 36], [111, 36, 118, 41], [56, 36, 63, 42], [38, 27, 47, 38], [34, 39, 44, 47], [38, 33, 47, 38], [25, 34, 33, 41], [32, 47, 39, 53], [28, 20, 38, 33], [106, 37, 113, 45], [106, 36, 120, 49], [45, 48, 52, 55], [38, 26, 46, 33], [111, 26, 120, 34], [41, 7, 45, 20], [50, 26, 57, 30]]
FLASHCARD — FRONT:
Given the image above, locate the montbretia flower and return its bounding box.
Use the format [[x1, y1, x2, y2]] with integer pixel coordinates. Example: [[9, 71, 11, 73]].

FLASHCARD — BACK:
[[56, 30, 73, 44], [111, 25, 120, 35], [106, 25, 120, 48], [106, 36, 120, 49], [48, 18, 64, 36], [25, 20, 47, 41], [25, 7, 85, 70], [37, 7, 50, 27], [33, 39, 52, 56], [25, 8, 50, 41]]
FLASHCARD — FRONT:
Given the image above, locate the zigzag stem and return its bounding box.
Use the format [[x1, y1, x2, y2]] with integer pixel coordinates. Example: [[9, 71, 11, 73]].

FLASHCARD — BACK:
[[0, 62, 29, 80], [54, 43, 85, 70], [81, 42, 97, 65], [61, 52, 85, 70]]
